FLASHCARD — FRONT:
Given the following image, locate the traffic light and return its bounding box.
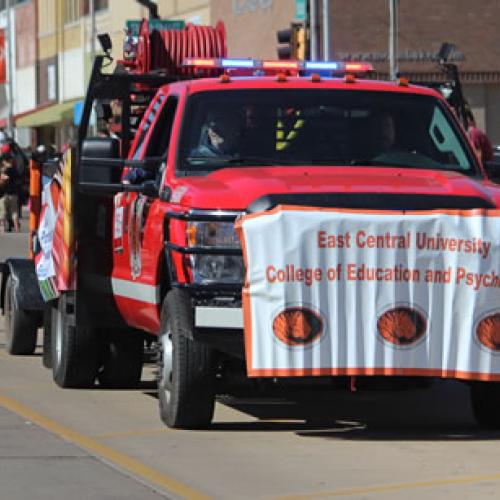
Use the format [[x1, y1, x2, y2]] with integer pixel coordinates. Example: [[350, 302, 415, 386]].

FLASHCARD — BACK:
[[276, 23, 306, 60], [276, 26, 295, 60], [295, 25, 306, 60]]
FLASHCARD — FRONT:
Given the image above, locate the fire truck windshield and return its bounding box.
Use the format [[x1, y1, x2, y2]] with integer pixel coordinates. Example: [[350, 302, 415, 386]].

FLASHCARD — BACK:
[[177, 89, 478, 176]]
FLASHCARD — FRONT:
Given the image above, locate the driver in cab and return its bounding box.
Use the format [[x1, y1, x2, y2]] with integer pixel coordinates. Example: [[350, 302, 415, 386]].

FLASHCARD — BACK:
[[191, 112, 242, 158]]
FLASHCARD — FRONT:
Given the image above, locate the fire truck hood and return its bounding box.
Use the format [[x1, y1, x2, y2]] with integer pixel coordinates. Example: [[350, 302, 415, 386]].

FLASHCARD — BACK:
[[173, 166, 498, 210]]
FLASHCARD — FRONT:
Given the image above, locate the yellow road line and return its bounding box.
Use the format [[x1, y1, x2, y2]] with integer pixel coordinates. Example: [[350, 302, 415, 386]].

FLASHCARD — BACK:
[[0, 393, 211, 500], [276, 472, 500, 499]]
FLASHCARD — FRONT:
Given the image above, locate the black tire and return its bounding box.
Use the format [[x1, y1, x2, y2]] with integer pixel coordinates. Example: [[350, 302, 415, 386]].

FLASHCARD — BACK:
[[51, 293, 99, 388], [97, 331, 144, 388], [42, 302, 53, 368], [4, 275, 38, 355], [157, 289, 216, 429], [470, 382, 500, 429]]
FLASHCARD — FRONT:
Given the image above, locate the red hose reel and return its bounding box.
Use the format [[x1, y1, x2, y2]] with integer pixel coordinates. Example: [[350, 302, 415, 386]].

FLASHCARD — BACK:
[[129, 19, 227, 76]]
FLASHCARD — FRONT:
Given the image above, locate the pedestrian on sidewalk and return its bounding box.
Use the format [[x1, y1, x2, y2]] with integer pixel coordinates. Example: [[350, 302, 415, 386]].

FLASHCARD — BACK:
[[0, 189, 4, 233], [0, 154, 20, 232]]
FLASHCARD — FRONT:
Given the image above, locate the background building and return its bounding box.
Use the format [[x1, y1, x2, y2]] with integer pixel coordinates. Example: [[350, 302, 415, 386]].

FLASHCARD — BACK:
[[211, 0, 294, 60], [212, 0, 500, 143], [2, 1, 499, 145], [2, 0, 209, 148], [15, 0, 112, 147], [159, 0, 210, 25]]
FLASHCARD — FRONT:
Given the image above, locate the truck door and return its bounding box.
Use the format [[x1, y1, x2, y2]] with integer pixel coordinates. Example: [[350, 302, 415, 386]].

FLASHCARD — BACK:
[[112, 93, 179, 333]]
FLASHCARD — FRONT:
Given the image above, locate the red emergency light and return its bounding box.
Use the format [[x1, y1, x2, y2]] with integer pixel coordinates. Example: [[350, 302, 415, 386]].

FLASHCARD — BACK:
[[344, 62, 374, 73], [186, 58, 217, 68]]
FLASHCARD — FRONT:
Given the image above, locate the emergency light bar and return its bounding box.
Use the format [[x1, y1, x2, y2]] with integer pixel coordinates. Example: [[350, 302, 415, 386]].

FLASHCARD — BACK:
[[183, 57, 373, 75]]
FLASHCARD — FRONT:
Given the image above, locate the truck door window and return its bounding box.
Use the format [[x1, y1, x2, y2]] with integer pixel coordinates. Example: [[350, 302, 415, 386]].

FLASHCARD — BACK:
[[131, 94, 166, 160], [145, 96, 178, 158], [428, 106, 469, 168]]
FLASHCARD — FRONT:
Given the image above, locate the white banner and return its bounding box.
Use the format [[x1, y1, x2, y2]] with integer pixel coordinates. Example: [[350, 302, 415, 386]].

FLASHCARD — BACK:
[[34, 178, 59, 301], [236, 207, 500, 379]]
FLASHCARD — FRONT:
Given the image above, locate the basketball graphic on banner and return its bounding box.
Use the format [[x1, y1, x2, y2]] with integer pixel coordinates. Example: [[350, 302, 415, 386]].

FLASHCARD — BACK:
[[377, 306, 427, 346], [272, 307, 324, 346], [477, 313, 500, 351]]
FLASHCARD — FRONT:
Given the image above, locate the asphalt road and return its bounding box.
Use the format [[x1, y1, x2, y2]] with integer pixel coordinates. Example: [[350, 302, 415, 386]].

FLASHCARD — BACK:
[[2, 230, 500, 499]]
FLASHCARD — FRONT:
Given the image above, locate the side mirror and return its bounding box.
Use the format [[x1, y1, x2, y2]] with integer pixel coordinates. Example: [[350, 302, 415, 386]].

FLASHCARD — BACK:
[[80, 137, 120, 184], [139, 180, 159, 198], [484, 161, 500, 184], [97, 33, 112, 55]]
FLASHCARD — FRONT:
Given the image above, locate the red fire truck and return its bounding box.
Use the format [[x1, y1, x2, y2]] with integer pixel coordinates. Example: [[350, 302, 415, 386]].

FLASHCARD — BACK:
[[1, 20, 500, 429]]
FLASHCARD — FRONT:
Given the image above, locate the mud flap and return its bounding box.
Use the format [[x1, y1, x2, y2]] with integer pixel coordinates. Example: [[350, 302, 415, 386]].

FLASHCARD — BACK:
[[1, 258, 44, 316]]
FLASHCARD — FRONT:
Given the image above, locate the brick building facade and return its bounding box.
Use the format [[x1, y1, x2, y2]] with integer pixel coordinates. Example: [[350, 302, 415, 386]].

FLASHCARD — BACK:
[[211, 0, 500, 143]]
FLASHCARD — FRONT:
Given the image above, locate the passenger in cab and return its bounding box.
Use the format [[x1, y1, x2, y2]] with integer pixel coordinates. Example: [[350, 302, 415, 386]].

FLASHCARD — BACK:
[[372, 110, 398, 156]]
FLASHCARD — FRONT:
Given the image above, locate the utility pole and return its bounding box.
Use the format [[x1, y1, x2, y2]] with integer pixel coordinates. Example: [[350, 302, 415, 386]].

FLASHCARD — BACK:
[[6, 0, 13, 137], [322, 0, 330, 61], [90, 0, 96, 64], [389, 0, 398, 80], [87, 0, 96, 136], [309, 0, 318, 60]]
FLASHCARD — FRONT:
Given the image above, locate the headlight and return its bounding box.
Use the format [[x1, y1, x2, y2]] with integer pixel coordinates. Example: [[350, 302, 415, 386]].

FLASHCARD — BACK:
[[187, 221, 240, 248], [186, 221, 243, 284]]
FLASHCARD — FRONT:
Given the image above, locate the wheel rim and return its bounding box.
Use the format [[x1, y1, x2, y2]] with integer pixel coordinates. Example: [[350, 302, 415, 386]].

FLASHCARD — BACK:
[[5, 282, 13, 334], [159, 326, 173, 405], [54, 307, 63, 367]]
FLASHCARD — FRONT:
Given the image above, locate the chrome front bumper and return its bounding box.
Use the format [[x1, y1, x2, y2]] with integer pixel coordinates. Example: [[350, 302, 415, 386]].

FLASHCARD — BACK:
[[194, 306, 243, 329]]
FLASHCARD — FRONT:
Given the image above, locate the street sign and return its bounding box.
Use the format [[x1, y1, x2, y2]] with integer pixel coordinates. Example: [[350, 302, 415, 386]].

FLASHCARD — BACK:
[[125, 19, 185, 36], [295, 0, 306, 21]]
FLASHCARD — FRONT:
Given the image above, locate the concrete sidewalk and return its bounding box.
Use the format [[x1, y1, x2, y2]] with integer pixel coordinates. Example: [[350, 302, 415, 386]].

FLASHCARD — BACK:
[[0, 211, 29, 264], [0, 405, 170, 500], [0, 222, 170, 500]]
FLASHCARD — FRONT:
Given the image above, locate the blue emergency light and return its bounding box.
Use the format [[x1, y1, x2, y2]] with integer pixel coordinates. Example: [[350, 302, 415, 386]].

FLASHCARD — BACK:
[[304, 61, 341, 71], [221, 58, 257, 68]]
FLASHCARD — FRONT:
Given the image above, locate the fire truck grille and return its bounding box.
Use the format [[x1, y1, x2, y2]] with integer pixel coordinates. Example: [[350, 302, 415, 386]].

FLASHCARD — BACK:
[[247, 193, 495, 213]]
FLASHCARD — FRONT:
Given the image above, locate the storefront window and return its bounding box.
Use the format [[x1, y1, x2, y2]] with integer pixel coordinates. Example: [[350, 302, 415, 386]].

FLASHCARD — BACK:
[[38, 0, 56, 35], [82, 0, 108, 15], [0, 0, 30, 10], [64, 0, 80, 24]]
